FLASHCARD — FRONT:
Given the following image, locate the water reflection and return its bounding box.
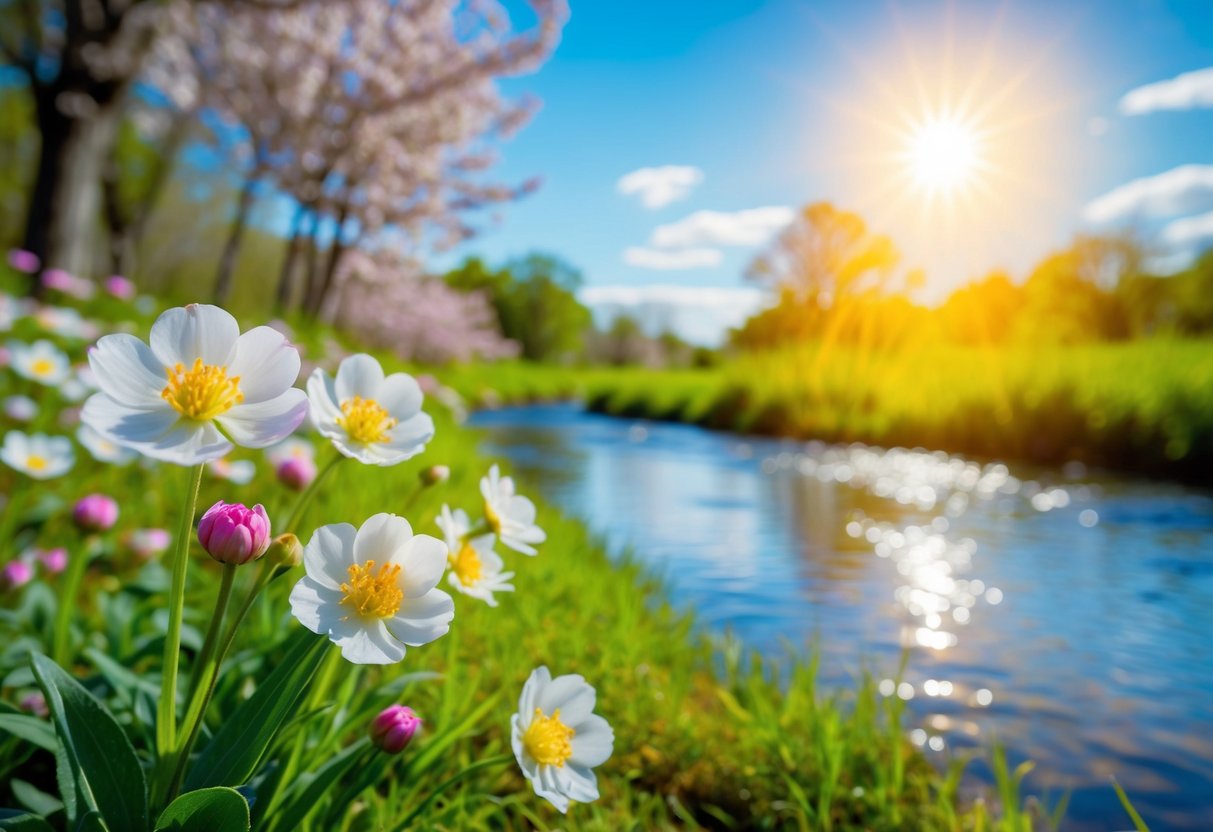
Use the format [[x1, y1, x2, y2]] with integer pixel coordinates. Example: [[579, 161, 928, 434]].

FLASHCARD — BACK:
[[470, 404, 1213, 831]]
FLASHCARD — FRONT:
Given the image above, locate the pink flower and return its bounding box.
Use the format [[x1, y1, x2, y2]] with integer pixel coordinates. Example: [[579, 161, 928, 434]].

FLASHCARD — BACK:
[[20, 692, 48, 718], [129, 528, 171, 560], [7, 249, 40, 274], [103, 275, 136, 300], [73, 494, 119, 532], [276, 456, 317, 491], [369, 705, 422, 754], [2, 560, 33, 590], [37, 548, 68, 575], [198, 501, 270, 565]]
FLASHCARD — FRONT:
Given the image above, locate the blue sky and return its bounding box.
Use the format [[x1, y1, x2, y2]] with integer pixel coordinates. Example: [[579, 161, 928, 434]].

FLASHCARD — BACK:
[[434, 0, 1213, 342]]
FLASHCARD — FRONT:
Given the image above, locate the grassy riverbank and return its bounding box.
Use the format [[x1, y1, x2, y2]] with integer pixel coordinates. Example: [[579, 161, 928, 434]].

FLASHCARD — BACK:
[[0, 292, 1143, 829], [459, 340, 1213, 483]]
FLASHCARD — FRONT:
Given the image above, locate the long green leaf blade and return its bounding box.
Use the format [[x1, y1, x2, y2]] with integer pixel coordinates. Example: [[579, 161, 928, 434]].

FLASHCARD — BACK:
[[154, 787, 249, 832], [30, 654, 148, 832]]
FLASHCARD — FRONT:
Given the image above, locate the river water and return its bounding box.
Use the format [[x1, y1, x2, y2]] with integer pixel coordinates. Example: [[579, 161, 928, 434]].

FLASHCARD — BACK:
[[468, 403, 1213, 831]]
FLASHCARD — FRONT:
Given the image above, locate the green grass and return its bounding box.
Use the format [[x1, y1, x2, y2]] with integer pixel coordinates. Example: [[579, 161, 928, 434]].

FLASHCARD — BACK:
[[0, 292, 1152, 829], [534, 340, 1213, 482]]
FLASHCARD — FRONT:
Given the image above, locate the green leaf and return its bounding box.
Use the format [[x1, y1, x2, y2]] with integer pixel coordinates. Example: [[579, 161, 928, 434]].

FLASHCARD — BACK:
[[10, 780, 62, 817], [73, 811, 108, 832], [1112, 779, 1151, 832], [0, 809, 56, 832], [267, 739, 369, 832], [154, 788, 249, 832], [184, 630, 328, 791], [0, 714, 58, 752], [29, 654, 148, 832]]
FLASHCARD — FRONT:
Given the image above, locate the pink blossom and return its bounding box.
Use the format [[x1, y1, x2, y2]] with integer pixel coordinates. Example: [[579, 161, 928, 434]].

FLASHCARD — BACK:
[[369, 705, 422, 754], [2, 560, 33, 590], [129, 528, 172, 560], [276, 456, 317, 491], [7, 249, 40, 274], [41, 269, 94, 300], [73, 494, 119, 532], [198, 501, 271, 565], [103, 275, 136, 300], [37, 548, 68, 575]]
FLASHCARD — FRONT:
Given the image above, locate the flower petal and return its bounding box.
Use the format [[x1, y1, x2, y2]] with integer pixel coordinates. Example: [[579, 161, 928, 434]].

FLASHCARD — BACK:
[[335, 354, 384, 402], [393, 533, 447, 597], [289, 577, 341, 632], [569, 715, 614, 768], [537, 675, 595, 726], [353, 513, 411, 566], [149, 304, 239, 368], [88, 334, 166, 406], [217, 388, 309, 448], [561, 764, 601, 803], [304, 523, 358, 590], [332, 619, 406, 665], [227, 326, 301, 403], [378, 372, 423, 417], [386, 589, 454, 646], [307, 369, 343, 429], [519, 666, 550, 717]]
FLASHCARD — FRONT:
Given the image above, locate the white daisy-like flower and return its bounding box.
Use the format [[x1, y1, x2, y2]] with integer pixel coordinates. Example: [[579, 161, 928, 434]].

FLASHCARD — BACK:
[[480, 465, 546, 555], [267, 436, 315, 465], [10, 339, 71, 386], [437, 505, 514, 607], [81, 304, 309, 465], [1, 431, 74, 479], [289, 513, 454, 665], [306, 354, 434, 466], [208, 457, 256, 484], [511, 666, 613, 813], [33, 306, 98, 341], [77, 424, 138, 466]]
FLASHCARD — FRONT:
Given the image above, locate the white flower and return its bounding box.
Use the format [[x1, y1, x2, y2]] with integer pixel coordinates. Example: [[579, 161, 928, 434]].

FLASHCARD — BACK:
[[481, 465, 545, 555], [437, 505, 514, 607], [208, 457, 256, 484], [511, 667, 613, 813], [77, 424, 138, 465], [81, 304, 309, 465], [289, 513, 454, 665], [267, 436, 315, 465], [3, 395, 37, 422], [1, 431, 74, 479], [34, 306, 98, 341], [10, 340, 71, 386], [306, 354, 434, 466]]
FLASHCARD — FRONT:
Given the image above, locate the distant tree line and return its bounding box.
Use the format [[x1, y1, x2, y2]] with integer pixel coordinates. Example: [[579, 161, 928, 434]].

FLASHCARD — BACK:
[[731, 202, 1213, 351]]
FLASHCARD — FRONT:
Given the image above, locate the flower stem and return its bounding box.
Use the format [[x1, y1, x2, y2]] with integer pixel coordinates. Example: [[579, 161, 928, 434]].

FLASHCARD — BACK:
[[167, 562, 237, 797], [50, 536, 93, 666], [393, 755, 513, 831], [282, 452, 343, 533], [155, 463, 204, 766]]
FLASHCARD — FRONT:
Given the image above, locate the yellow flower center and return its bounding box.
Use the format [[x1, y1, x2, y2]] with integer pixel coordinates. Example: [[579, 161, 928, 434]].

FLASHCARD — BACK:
[[161, 358, 243, 421], [522, 708, 575, 767], [338, 396, 397, 444], [31, 358, 55, 377], [485, 500, 502, 534], [450, 541, 484, 586], [26, 454, 48, 472], [340, 559, 403, 619]]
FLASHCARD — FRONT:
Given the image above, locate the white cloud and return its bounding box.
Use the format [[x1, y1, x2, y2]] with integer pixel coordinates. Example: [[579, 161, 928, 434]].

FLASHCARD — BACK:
[[1120, 67, 1213, 115], [1082, 165, 1213, 224], [580, 284, 771, 345], [616, 165, 704, 209], [649, 206, 794, 248], [1160, 210, 1213, 248], [622, 246, 723, 270]]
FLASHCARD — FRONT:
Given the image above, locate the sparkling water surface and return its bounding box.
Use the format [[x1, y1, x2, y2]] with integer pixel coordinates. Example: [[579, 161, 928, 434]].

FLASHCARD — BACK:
[[469, 404, 1213, 832]]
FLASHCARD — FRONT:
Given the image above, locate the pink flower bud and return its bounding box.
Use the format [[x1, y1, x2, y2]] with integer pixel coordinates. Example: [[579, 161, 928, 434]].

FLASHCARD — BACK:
[[7, 249, 40, 274], [369, 705, 421, 754], [129, 528, 171, 560], [37, 548, 68, 575], [103, 275, 135, 300], [2, 561, 33, 590], [276, 456, 317, 491], [20, 692, 48, 718], [198, 501, 270, 565], [419, 465, 449, 487], [73, 494, 119, 532]]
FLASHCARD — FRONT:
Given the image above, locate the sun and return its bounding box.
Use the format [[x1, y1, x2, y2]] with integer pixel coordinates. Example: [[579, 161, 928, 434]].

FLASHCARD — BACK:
[[904, 116, 982, 196]]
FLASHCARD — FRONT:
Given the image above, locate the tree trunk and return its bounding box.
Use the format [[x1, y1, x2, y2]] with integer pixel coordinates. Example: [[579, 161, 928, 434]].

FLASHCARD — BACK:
[[305, 204, 350, 319], [274, 205, 310, 313], [212, 169, 260, 305], [22, 92, 122, 283]]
